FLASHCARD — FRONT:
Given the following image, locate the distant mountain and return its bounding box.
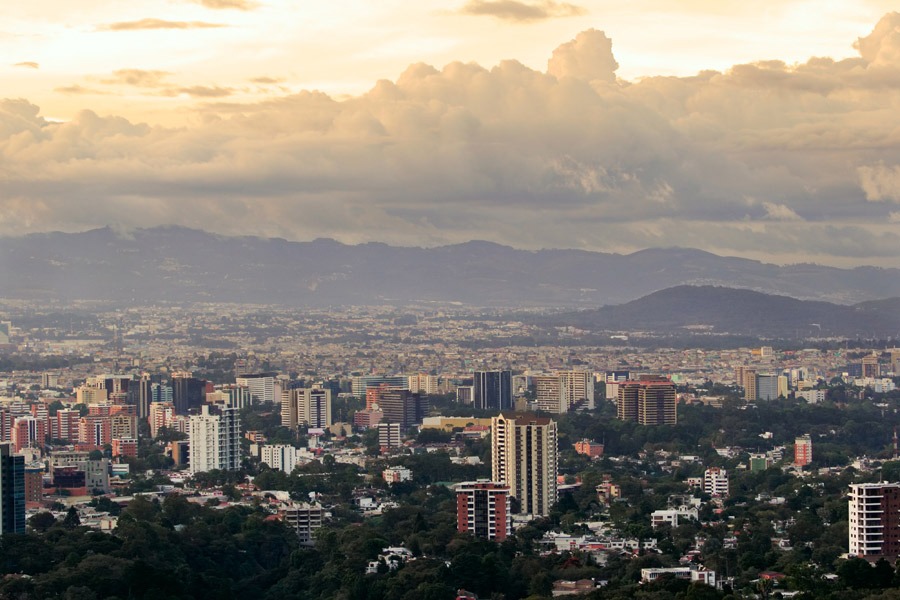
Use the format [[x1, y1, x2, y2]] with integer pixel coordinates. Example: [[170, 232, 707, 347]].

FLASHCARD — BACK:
[[544, 286, 900, 339], [2, 227, 900, 307]]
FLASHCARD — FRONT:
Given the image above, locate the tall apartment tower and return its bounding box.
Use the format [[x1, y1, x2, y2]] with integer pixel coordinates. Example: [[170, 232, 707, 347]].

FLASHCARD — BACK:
[[849, 483, 900, 558], [0, 443, 25, 534], [188, 405, 241, 475], [474, 371, 513, 411], [379, 388, 427, 429], [534, 371, 595, 414], [617, 380, 677, 425], [136, 374, 152, 420], [491, 414, 558, 516], [236, 373, 277, 405], [795, 434, 813, 466], [283, 387, 333, 430], [703, 467, 729, 497], [456, 481, 511, 541]]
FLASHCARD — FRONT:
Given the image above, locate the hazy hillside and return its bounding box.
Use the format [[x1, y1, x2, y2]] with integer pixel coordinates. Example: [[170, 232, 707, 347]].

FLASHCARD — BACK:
[[544, 286, 900, 339], [2, 227, 900, 307]]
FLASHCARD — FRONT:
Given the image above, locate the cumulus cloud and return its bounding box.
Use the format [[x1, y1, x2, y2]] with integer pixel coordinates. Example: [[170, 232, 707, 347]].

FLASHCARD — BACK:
[[12, 61, 38, 69], [190, 0, 259, 9], [98, 19, 226, 31], [460, 0, 585, 22], [547, 29, 618, 82], [5, 13, 900, 266]]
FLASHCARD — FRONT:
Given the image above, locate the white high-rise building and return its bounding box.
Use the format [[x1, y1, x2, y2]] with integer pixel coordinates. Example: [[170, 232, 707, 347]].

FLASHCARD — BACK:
[[703, 467, 729, 497], [282, 387, 332, 429], [261, 444, 301, 474], [189, 405, 241, 475], [491, 414, 558, 517], [407, 374, 439, 395], [849, 483, 900, 558], [236, 375, 276, 405], [534, 371, 595, 413]]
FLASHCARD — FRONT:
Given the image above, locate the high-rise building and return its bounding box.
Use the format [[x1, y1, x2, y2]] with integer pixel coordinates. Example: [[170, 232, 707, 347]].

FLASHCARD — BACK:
[[379, 388, 427, 429], [795, 434, 813, 466], [891, 349, 900, 375], [703, 467, 729, 497], [849, 483, 900, 558], [236, 373, 278, 405], [283, 387, 333, 430], [260, 444, 301, 474], [862, 354, 881, 379], [491, 414, 558, 517], [172, 372, 206, 415], [474, 371, 513, 411], [616, 379, 677, 426], [407, 374, 439, 395], [188, 405, 241, 474], [11, 416, 45, 452], [378, 423, 402, 451], [534, 371, 595, 413], [456, 480, 511, 541], [136, 374, 152, 420], [0, 444, 25, 534], [148, 401, 175, 438], [735, 367, 757, 402], [756, 374, 780, 401], [351, 376, 408, 398]]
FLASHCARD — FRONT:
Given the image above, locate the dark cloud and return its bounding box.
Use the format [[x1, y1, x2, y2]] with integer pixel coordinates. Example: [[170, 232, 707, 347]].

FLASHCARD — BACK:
[[460, 0, 585, 22], [13, 61, 39, 69], [98, 19, 226, 31]]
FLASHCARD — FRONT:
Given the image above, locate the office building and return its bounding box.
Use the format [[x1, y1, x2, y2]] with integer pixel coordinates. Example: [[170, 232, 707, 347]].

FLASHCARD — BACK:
[[703, 467, 729, 497], [189, 405, 241, 475], [135, 374, 152, 420], [379, 388, 427, 429], [491, 414, 557, 516], [148, 401, 175, 438], [0, 444, 24, 534], [456, 480, 511, 541], [172, 372, 206, 415], [849, 483, 900, 558], [862, 354, 881, 379], [351, 376, 408, 398], [795, 434, 813, 466], [283, 387, 333, 430], [236, 373, 278, 405], [616, 379, 677, 426], [474, 371, 513, 411], [456, 386, 474, 405]]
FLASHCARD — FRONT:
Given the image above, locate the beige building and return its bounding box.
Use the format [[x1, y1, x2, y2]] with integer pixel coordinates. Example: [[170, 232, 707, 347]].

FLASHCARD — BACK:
[[534, 371, 594, 413], [491, 414, 558, 517]]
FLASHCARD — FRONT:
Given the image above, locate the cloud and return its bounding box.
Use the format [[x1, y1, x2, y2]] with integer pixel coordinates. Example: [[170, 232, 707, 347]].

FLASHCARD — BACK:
[[547, 29, 618, 82], [54, 85, 111, 95], [159, 86, 235, 98], [98, 19, 226, 31], [190, 0, 259, 10], [100, 69, 172, 88], [858, 163, 900, 203], [460, 0, 585, 22], [250, 76, 284, 84], [13, 62, 39, 69], [762, 202, 803, 221], [5, 13, 900, 267]]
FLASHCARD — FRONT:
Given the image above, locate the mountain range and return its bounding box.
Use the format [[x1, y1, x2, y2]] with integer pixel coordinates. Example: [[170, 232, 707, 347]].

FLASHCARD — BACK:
[[2, 226, 900, 308]]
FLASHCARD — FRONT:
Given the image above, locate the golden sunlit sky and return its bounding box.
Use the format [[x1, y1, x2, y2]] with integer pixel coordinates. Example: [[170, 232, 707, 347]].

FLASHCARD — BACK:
[[3, 1, 900, 267]]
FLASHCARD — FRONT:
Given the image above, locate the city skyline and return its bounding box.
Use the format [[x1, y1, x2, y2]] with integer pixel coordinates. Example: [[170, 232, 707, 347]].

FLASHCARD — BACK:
[[3, 4, 900, 268]]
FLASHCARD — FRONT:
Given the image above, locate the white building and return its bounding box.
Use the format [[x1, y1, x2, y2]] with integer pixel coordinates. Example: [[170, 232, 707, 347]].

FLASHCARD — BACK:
[[407, 374, 439, 395], [282, 387, 332, 429], [261, 444, 301, 474], [849, 483, 900, 558], [703, 467, 729, 497], [189, 405, 241, 475], [795, 389, 826, 404], [651, 508, 699, 528], [534, 371, 595, 413], [236, 375, 276, 405], [382, 466, 412, 483], [641, 567, 716, 587]]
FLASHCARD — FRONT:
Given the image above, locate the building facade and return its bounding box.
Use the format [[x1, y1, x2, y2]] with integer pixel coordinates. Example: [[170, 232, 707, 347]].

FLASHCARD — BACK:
[[849, 483, 900, 558], [455, 480, 511, 541], [188, 405, 241, 475], [491, 414, 557, 516], [474, 371, 513, 412]]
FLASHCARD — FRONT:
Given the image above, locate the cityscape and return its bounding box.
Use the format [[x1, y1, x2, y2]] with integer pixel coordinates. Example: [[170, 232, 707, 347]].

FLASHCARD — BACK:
[[4, 1, 900, 599]]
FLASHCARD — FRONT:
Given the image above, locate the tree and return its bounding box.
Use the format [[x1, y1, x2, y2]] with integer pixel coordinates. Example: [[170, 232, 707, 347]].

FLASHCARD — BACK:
[[28, 511, 57, 532], [62, 507, 81, 528]]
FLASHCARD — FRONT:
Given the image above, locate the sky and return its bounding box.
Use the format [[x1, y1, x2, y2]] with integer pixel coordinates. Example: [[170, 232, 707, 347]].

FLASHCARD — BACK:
[[3, 1, 900, 267]]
